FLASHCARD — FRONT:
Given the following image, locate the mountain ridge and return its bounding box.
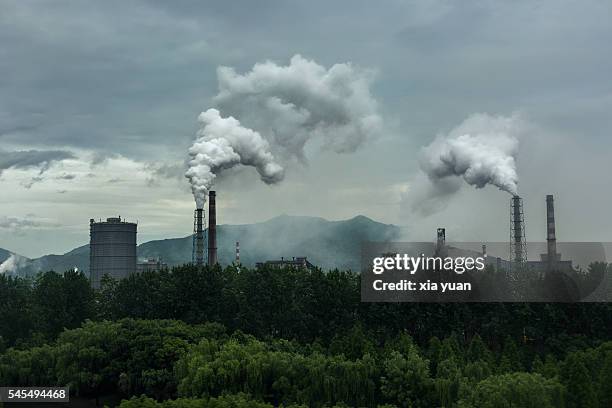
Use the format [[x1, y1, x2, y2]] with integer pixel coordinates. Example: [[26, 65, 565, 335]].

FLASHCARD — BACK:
[[0, 214, 401, 276]]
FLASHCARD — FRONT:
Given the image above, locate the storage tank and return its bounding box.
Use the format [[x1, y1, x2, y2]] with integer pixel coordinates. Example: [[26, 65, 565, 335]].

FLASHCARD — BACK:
[[89, 216, 137, 289]]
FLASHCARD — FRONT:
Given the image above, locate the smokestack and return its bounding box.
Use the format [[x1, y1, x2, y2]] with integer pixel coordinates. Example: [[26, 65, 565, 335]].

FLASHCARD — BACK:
[[546, 194, 558, 271], [195, 209, 204, 266], [208, 191, 217, 266], [436, 228, 446, 256], [511, 195, 527, 267], [235, 241, 240, 264]]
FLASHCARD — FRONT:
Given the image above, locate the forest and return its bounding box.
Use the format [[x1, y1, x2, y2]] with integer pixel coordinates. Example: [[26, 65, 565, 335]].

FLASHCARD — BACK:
[[1, 264, 612, 407]]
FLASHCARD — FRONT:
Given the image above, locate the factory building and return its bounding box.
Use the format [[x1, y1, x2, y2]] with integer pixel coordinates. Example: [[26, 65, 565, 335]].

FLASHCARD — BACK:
[[256, 256, 316, 270], [137, 258, 168, 273], [89, 216, 137, 289]]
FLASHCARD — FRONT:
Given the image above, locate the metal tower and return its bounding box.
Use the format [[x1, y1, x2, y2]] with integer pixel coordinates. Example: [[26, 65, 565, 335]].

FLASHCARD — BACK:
[[192, 208, 207, 266], [510, 195, 527, 269]]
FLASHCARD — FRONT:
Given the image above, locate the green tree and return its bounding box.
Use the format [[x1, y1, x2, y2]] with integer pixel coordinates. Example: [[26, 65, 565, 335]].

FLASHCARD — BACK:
[[533, 354, 559, 379], [0, 274, 33, 345], [466, 334, 493, 365], [434, 358, 461, 408], [32, 270, 94, 339], [458, 372, 564, 408], [328, 323, 375, 359], [498, 336, 523, 373], [560, 353, 597, 408], [380, 348, 432, 407], [598, 352, 612, 407]]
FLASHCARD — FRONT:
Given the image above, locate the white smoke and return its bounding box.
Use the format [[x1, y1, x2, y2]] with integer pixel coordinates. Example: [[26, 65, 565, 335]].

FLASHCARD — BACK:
[[421, 113, 522, 194], [407, 113, 523, 215], [213, 54, 382, 160], [0, 254, 27, 275], [185, 109, 284, 208], [185, 55, 381, 208]]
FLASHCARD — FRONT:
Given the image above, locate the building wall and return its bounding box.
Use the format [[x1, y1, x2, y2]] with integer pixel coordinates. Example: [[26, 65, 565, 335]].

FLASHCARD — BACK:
[[89, 217, 137, 289]]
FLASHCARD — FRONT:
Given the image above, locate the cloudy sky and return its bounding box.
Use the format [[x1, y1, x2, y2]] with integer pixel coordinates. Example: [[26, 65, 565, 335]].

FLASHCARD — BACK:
[[1, 0, 611, 258]]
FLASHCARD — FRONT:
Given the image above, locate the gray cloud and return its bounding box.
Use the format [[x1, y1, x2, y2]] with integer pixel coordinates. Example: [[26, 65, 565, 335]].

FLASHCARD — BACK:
[[0, 149, 75, 189], [0, 149, 75, 175], [145, 162, 186, 186], [20, 176, 44, 189], [0, 216, 42, 230]]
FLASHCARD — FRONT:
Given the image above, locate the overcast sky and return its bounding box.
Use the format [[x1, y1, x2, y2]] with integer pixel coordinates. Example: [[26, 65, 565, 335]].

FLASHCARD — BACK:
[[1, 0, 611, 258]]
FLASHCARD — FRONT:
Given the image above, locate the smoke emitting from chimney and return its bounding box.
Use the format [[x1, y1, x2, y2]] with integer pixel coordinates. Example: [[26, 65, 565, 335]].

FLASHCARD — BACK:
[[184, 55, 381, 209], [408, 114, 524, 216], [420, 113, 522, 196], [185, 109, 284, 209]]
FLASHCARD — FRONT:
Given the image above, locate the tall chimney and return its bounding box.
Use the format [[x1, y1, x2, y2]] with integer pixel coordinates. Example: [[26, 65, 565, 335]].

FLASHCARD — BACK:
[[546, 194, 558, 270], [435, 228, 446, 257], [195, 208, 204, 266], [235, 241, 240, 264], [511, 195, 527, 267], [208, 190, 217, 266]]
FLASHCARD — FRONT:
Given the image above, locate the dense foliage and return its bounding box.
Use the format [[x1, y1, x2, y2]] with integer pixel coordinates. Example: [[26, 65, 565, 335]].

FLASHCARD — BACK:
[[1, 264, 612, 407]]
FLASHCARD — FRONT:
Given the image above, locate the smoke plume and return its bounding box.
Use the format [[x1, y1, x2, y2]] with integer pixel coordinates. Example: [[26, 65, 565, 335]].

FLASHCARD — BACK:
[[421, 113, 521, 194], [185, 109, 284, 208], [186, 55, 381, 208], [213, 54, 381, 160], [0, 254, 27, 275], [406, 113, 523, 215]]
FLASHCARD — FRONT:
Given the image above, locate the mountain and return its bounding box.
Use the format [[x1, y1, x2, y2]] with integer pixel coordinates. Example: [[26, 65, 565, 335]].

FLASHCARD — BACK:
[[1, 215, 401, 276], [0, 248, 14, 264]]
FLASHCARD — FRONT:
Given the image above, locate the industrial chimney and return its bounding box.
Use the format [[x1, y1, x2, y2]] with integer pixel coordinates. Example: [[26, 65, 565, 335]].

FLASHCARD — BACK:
[[546, 194, 559, 271], [208, 190, 217, 266], [510, 195, 527, 268], [235, 241, 240, 264], [435, 228, 446, 257], [195, 208, 204, 266]]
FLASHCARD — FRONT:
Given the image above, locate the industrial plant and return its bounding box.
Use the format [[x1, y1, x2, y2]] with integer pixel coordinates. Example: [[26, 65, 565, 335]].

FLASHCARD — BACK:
[[429, 193, 574, 277], [136, 258, 168, 273], [88, 190, 219, 287], [87, 187, 576, 290], [86, 189, 217, 287], [508, 194, 573, 273], [256, 257, 316, 271]]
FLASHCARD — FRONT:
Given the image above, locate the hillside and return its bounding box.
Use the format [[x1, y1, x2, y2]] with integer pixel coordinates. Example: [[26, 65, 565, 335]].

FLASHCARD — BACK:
[[1, 215, 401, 276], [0, 248, 13, 264]]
